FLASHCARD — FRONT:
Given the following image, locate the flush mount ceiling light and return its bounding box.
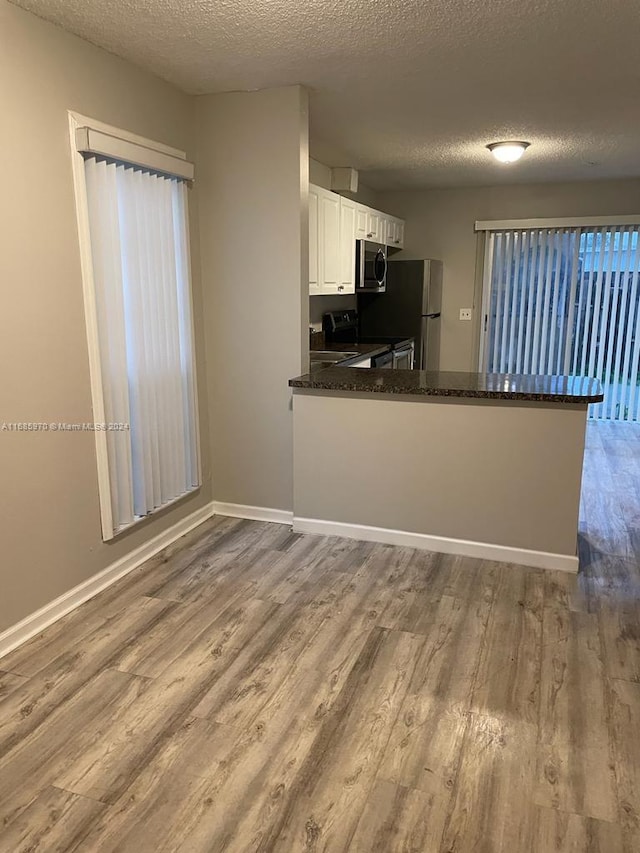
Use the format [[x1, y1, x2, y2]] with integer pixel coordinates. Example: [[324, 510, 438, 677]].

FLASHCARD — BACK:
[[486, 141, 530, 164]]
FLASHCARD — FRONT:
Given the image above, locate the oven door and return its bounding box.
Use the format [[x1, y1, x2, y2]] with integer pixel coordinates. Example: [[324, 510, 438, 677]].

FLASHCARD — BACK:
[[372, 349, 394, 368], [356, 241, 387, 293]]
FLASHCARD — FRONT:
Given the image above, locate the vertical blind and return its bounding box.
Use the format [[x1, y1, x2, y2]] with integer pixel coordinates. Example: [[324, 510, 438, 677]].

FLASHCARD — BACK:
[[84, 156, 200, 535], [482, 225, 640, 421]]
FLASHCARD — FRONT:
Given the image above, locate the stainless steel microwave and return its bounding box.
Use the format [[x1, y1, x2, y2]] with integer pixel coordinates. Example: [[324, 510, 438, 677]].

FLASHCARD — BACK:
[[355, 240, 387, 293]]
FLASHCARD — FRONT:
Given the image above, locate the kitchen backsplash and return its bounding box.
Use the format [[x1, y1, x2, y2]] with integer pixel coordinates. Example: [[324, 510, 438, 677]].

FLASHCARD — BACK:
[[308, 292, 356, 330]]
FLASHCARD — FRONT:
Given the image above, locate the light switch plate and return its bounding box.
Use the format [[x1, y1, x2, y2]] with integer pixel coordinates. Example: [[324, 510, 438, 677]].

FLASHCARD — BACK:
[[459, 308, 472, 321]]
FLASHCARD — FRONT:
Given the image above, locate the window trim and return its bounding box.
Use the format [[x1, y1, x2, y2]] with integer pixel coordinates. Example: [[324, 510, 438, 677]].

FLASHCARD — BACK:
[[68, 111, 201, 541]]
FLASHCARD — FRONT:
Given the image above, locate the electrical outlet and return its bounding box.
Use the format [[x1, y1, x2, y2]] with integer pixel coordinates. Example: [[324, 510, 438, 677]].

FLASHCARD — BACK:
[[459, 308, 472, 321]]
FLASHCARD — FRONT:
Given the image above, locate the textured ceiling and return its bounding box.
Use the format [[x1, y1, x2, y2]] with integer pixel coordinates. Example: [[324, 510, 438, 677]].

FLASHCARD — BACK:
[[11, 0, 640, 189]]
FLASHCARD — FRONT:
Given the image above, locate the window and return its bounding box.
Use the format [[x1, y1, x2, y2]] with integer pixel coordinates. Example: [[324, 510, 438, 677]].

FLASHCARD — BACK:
[[70, 115, 200, 539], [478, 218, 640, 422]]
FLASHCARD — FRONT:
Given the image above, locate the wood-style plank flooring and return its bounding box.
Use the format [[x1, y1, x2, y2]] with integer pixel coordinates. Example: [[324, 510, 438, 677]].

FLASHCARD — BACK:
[[0, 420, 639, 851]]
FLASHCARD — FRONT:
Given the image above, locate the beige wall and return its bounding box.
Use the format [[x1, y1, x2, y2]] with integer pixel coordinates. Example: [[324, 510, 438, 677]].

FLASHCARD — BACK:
[[293, 391, 587, 564], [379, 179, 640, 371], [196, 86, 308, 512], [0, 2, 212, 633]]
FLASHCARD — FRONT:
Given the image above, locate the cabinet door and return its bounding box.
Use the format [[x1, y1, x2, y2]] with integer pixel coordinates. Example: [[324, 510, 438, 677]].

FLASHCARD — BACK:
[[355, 205, 368, 240], [395, 219, 405, 249], [319, 188, 341, 293], [339, 197, 356, 294], [366, 210, 382, 242], [309, 187, 319, 292], [384, 217, 396, 246]]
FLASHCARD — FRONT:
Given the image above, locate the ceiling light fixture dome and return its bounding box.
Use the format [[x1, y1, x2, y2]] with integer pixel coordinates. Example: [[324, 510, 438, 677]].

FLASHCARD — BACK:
[[486, 141, 530, 163]]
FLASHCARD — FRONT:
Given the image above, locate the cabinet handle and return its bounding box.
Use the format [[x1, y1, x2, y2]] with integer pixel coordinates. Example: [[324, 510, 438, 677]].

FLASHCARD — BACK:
[[394, 239, 400, 244], [338, 285, 344, 291], [366, 232, 373, 238]]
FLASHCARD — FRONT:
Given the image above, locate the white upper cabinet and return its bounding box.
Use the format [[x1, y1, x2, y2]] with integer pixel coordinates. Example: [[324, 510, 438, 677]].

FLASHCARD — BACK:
[[309, 186, 319, 292], [309, 184, 405, 294], [308, 184, 340, 295], [384, 217, 396, 246], [365, 209, 382, 242], [354, 206, 368, 240], [338, 197, 356, 294], [318, 186, 340, 293], [384, 215, 405, 249]]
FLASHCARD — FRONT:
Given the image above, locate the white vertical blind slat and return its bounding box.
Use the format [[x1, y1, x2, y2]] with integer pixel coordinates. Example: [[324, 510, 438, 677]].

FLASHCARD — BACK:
[[490, 232, 504, 370], [594, 228, 618, 417], [586, 227, 608, 383], [522, 229, 540, 373], [531, 230, 548, 373], [515, 230, 531, 374], [159, 174, 185, 500], [506, 231, 521, 371], [125, 167, 155, 513], [500, 230, 515, 371], [173, 182, 200, 487], [547, 230, 564, 374], [562, 230, 582, 375], [605, 227, 627, 419], [145, 172, 168, 506], [538, 229, 555, 373], [577, 227, 598, 378]]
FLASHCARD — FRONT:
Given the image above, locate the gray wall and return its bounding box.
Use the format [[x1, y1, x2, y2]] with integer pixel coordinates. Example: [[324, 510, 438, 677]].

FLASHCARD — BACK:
[[196, 86, 309, 512], [293, 391, 587, 562], [0, 1, 212, 632], [379, 179, 640, 372]]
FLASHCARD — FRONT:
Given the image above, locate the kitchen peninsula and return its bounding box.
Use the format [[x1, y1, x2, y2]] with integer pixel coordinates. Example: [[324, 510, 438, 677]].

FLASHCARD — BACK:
[[289, 368, 603, 572]]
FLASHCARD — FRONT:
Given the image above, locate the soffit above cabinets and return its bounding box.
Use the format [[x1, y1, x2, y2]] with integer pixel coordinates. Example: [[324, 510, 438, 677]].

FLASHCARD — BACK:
[[11, 0, 640, 190]]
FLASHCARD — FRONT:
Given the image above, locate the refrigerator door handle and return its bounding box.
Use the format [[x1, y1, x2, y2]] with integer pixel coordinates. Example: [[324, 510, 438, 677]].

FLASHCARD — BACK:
[[423, 312, 441, 319], [420, 316, 427, 370]]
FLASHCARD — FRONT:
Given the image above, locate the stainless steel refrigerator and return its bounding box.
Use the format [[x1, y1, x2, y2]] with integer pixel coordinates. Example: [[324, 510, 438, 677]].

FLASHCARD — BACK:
[[357, 259, 442, 370]]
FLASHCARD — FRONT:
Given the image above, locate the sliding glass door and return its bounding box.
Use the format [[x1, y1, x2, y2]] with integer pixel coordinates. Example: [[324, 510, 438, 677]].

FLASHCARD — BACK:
[[480, 224, 640, 421]]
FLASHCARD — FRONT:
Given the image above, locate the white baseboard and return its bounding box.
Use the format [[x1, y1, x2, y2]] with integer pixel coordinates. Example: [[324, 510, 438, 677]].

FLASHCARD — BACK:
[[212, 501, 293, 525], [292, 516, 579, 573], [0, 499, 575, 663], [0, 501, 216, 662]]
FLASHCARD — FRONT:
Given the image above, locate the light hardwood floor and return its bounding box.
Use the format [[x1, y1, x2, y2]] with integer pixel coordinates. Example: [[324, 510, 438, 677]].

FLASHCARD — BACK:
[[0, 420, 638, 851]]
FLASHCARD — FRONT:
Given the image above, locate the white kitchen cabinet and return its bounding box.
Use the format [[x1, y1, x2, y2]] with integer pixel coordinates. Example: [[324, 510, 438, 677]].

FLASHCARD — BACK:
[[338, 197, 356, 294], [309, 184, 354, 295], [309, 186, 319, 292], [383, 216, 395, 246], [384, 216, 405, 249], [319, 187, 340, 292], [354, 206, 368, 240], [365, 209, 382, 242], [309, 184, 340, 294], [309, 184, 406, 294]]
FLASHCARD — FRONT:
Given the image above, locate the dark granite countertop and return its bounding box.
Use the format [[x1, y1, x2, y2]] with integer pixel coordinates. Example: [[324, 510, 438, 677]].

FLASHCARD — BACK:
[[290, 368, 604, 403]]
